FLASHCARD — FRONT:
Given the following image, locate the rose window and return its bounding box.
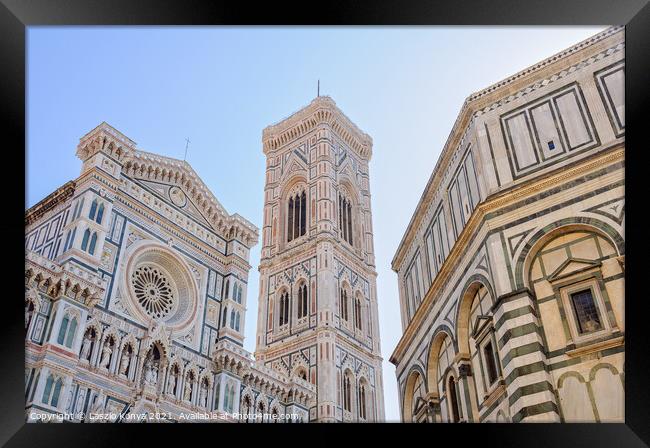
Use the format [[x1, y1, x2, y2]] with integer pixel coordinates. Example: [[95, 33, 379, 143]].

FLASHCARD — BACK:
[[124, 244, 198, 332], [131, 265, 176, 319]]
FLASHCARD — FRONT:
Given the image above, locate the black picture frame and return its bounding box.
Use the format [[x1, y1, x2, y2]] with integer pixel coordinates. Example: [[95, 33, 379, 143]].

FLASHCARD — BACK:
[[3, 0, 648, 445]]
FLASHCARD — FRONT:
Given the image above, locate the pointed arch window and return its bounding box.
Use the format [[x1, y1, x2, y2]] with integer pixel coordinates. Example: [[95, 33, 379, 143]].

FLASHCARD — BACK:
[[42, 375, 63, 407], [67, 228, 77, 251], [64, 317, 77, 348], [343, 372, 353, 412], [222, 307, 228, 327], [230, 310, 236, 329], [338, 193, 353, 246], [96, 203, 104, 224], [72, 202, 79, 221], [358, 382, 367, 420], [340, 288, 349, 322], [75, 198, 84, 220], [63, 230, 71, 253], [89, 199, 98, 221], [88, 232, 97, 255], [236, 284, 242, 303], [278, 291, 290, 327], [223, 383, 231, 412], [235, 312, 241, 332], [57, 315, 70, 345], [214, 382, 221, 410], [297, 283, 308, 319], [287, 189, 307, 243], [354, 297, 362, 330], [81, 229, 91, 251]]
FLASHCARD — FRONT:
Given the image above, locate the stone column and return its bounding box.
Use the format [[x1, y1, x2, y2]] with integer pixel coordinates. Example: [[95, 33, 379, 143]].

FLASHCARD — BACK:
[[492, 288, 560, 422]]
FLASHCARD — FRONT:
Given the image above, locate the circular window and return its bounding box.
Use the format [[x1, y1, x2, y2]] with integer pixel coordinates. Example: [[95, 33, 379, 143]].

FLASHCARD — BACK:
[[131, 264, 177, 319], [123, 242, 198, 332]]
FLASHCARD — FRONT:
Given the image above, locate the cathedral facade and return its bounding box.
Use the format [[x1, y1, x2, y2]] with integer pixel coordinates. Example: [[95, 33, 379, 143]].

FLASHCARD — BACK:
[[391, 26, 625, 422], [25, 122, 315, 422], [254, 97, 386, 422]]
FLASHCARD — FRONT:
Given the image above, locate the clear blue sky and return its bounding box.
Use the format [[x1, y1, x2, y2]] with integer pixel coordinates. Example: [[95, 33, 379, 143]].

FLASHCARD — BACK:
[[27, 26, 606, 421]]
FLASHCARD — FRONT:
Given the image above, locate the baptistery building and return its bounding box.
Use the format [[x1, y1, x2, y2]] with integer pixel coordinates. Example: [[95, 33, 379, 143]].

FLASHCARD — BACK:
[[25, 122, 315, 422], [391, 26, 624, 422]]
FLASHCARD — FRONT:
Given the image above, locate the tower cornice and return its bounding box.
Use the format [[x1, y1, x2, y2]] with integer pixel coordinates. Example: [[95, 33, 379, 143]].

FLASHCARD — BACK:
[[262, 96, 373, 160]]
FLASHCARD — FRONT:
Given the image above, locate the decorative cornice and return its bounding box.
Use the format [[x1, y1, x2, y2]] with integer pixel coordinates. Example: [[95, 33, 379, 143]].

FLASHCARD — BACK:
[[262, 96, 373, 160], [391, 26, 624, 272], [389, 145, 624, 366], [25, 181, 76, 226], [25, 250, 106, 307]]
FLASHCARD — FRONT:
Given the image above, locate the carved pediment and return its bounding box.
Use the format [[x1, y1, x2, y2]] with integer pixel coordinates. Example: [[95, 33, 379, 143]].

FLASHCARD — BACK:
[[548, 258, 601, 282]]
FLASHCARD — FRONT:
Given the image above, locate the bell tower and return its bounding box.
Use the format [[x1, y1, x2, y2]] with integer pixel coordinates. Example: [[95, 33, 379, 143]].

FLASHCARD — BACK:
[[255, 97, 385, 422]]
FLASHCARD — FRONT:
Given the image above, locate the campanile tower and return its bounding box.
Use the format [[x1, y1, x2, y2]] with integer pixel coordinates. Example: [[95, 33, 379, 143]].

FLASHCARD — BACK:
[[254, 97, 385, 422]]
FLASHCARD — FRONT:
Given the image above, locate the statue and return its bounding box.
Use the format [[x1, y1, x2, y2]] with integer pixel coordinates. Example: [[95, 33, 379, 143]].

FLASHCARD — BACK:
[[144, 358, 153, 385], [65, 388, 75, 413], [167, 369, 177, 394], [99, 340, 112, 369], [183, 379, 192, 402], [144, 356, 159, 386], [25, 304, 33, 329], [151, 363, 159, 385], [90, 390, 105, 415], [80, 333, 93, 361], [119, 350, 130, 376]]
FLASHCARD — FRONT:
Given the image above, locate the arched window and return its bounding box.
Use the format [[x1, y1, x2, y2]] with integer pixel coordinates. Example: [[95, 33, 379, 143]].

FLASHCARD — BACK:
[[223, 383, 231, 412], [287, 189, 307, 242], [222, 307, 228, 327], [57, 315, 70, 345], [230, 310, 236, 329], [340, 288, 349, 322], [338, 193, 353, 246], [88, 232, 97, 255], [41, 375, 54, 404], [354, 297, 362, 330], [64, 317, 77, 348], [236, 284, 242, 303], [279, 291, 290, 327], [235, 312, 241, 331], [223, 280, 230, 300], [297, 283, 308, 319], [214, 382, 221, 409], [96, 203, 104, 224], [89, 199, 98, 221], [68, 228, 77, 251], [75, 198, 84, 219], [228, 384, 235, 413], [81, 229, 91, 251], [448, 376, 461, 423], [343, 371, 353, 412], [72, 202, 79, 221], [42, 375, 63, 407], [63, 230, 71, 253], [358, 382, 367, 420]]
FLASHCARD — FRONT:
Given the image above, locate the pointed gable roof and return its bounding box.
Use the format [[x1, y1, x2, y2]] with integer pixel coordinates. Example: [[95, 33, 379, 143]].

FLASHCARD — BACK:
[[76, 122, 258, 247]]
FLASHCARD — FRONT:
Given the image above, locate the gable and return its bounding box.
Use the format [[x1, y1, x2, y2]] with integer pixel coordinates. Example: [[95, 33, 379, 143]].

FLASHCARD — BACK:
[[548, 258, 601, 282], [136, 179, 214, 230]]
